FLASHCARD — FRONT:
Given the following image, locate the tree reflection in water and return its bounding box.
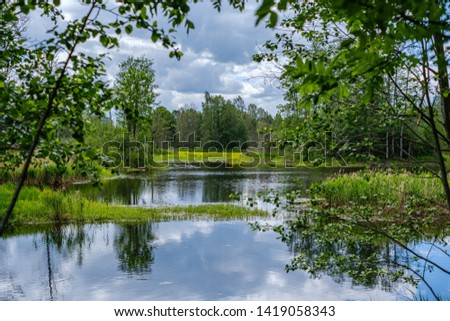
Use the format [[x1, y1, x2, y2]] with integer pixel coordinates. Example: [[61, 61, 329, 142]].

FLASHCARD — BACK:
[[252, 204, 450, 300], [2, 223, 157, 299], [114, 223, 156, 275]]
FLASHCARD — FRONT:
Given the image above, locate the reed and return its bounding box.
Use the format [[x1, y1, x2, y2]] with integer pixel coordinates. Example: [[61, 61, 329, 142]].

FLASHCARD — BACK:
[[313, 170, 446, 208]]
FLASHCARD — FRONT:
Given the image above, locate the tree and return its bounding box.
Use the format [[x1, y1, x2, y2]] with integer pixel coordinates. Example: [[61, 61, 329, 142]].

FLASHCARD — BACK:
[[151, 106, 176, 149], [175, 106, 202, 150], [201, 92, 248, 149], [0, 0, 251, 234], [242, 103, 273, 143], [115, 56, 158, 139], [254, 0, 450, 209], [220, 100, 248, 149]]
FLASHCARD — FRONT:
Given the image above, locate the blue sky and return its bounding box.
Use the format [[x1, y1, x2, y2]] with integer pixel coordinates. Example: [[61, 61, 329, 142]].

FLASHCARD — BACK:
[[26, 1, 285, 114]]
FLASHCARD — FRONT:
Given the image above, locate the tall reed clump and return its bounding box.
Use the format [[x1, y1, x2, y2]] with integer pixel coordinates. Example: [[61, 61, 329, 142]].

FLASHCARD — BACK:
[[311, 170, 446, 208]]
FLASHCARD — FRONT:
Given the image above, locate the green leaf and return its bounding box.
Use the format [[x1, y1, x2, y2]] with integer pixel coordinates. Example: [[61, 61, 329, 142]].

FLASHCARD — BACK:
[[278, 1, 288, 11], [53, 0, 61, 6], [3, 11, 18, 22], [255, 0, 275, 26], [340, 38, 354, 48], [99, 35, 109, 47], [125, 24, 133, 35], [186, 20, 195, 30], [20, 5, 31, 14], [140, 6, 147, 19], [85, 149, 97, 159], [269, 11, 278, 28]]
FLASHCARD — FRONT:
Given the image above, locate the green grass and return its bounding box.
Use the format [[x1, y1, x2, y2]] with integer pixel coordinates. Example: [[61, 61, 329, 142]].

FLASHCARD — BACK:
[[313, 170, 446, 208], [0, 163, 114, 186], [0, 183, 267, 226]]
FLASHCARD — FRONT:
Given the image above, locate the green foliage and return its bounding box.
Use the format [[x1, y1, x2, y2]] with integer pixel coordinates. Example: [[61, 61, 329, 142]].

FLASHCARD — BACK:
[[115, 56, 158, 139], [253, 0, 450, 168], [200, 92, 249, 150], [173, 106, 202, 150], [243, 103, 273, 142], [151, 106, 176, 149], [0, 163, 112, 186], [253, 0, 450, 212], [84, 116, 124, 150], [171, 94, 272, 152]]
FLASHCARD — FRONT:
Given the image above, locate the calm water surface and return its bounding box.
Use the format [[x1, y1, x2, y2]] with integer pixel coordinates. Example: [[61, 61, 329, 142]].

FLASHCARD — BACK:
[[1, 168, 449, 300], [0, 221, 413, 300], [72, 168, 340, 206]]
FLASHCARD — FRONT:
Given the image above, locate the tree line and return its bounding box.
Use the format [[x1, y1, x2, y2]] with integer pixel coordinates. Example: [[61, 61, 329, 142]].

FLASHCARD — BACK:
[[100, 52, 437, 162], [88, 56, 274, 152]]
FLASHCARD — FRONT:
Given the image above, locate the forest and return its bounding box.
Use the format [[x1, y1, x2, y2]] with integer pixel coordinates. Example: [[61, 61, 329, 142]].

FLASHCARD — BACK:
[[21, 52, 439, 171]]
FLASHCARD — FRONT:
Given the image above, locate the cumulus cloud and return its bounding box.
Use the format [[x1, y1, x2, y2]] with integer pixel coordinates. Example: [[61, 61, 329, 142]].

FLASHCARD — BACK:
[[24, 1, 284, 113]]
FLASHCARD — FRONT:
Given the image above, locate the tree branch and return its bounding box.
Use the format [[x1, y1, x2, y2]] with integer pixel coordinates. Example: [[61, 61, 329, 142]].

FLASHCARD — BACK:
[[0, 1, 98, 235]]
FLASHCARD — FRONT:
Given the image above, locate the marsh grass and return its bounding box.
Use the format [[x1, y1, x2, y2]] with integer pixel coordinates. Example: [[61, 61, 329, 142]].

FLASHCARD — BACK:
[[0, 183, 267, 226], [0, 164, 113, 186], [312, 170, 446, 209]]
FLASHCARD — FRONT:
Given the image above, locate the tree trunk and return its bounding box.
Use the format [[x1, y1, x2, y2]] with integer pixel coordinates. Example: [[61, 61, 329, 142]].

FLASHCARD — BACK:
[[434, 33, 450, 148], [400, 122, 404, 159], [427, 97, 450, 211], [391, 129, 395, 156], [0, 2, 98, 235], [385, 130, 389, 159]]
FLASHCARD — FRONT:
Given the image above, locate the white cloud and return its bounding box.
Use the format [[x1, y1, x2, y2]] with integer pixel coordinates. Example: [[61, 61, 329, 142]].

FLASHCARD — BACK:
[[24, 0, 284, 114], [153, 221, 214, 245]]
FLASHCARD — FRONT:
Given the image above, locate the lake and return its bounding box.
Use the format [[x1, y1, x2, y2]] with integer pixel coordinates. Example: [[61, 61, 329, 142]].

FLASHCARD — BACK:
[[70, 167, 339, 206], [1, 168, 449, 300], [1, 221, 412, 301]]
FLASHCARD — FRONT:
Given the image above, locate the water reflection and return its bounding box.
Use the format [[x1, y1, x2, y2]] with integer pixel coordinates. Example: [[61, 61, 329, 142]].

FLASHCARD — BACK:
[[284, 224, 406, 291], [114, 223, 156, 275], [260, 209, 450, 300], [0, 221, 408, 300], [72, 168, 339, 206], [0, 225, 96, 300]]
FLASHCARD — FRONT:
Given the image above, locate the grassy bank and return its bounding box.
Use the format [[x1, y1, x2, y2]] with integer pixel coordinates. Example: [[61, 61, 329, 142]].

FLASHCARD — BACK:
[[0, 183, 267, 226], [0, 164, 114, 186]]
